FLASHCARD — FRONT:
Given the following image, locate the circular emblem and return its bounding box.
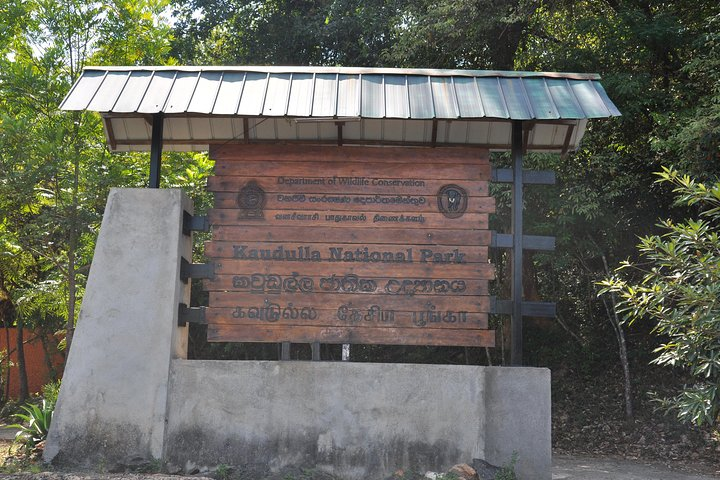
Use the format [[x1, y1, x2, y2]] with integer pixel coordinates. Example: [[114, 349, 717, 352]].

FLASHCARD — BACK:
[[437, 184, 468, 219], [237, 181, 265, 219]]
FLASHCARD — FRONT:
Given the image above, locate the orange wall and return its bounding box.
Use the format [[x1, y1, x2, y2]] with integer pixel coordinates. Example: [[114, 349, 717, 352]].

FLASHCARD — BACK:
[[0, 328, 64, 399]]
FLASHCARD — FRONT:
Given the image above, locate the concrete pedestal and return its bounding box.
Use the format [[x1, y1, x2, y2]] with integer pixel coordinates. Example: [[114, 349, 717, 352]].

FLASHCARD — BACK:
[[166, 361, 551, 479], [44, 188, 192, 466]]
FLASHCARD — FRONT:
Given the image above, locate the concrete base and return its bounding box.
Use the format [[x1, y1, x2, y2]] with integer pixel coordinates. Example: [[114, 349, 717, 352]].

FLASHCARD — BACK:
[[165, 361, 550, 480], [44, 188, 192, 466], [44, 188, 551, 479]]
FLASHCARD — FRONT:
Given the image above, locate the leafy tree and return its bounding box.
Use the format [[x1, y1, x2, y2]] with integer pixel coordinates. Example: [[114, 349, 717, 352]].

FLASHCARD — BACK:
[[600, 167, 720, 427], [382, 0, 537, 69], [171, 0, 405, 66], [0, 0, 179, 368]]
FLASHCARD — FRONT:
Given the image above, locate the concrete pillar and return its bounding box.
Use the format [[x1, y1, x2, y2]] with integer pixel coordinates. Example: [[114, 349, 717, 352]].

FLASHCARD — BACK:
[[44, 188, 192, 467]]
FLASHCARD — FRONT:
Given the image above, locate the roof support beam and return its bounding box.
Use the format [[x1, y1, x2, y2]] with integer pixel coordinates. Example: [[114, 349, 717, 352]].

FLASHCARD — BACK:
[[149, 113, 163, 188], [336, 121, 344, 146], [511, 119, 523, 366]]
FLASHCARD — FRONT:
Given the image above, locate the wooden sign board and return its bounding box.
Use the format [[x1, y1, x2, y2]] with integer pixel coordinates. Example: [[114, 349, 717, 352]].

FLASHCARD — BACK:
[[205, 145, 495, 347]]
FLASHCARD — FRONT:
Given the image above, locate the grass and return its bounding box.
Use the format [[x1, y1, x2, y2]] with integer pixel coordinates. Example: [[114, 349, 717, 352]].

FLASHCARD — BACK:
[[0, 438, 48, 474]]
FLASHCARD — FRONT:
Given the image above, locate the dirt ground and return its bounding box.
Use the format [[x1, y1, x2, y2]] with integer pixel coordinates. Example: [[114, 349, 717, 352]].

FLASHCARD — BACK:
[[1, 440, 718, 480], [553, 455, 720, 480]]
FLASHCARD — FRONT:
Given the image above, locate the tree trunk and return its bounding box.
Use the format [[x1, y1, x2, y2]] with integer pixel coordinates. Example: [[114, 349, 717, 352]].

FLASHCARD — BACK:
[[0, 277, 14, 404], [66, 245, 76, 353], [601, 255, 634, 422], [39, 330, 58, 381], [3, 324, 9, 402], [65, 141, 81, 354], [15, 318, 29, 403]]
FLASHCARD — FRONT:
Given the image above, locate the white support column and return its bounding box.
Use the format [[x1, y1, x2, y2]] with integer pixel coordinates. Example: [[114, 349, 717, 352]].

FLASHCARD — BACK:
[[44, 188, 192, 467]]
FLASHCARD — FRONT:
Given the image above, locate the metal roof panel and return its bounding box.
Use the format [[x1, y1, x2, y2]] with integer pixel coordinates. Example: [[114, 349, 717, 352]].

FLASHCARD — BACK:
[[86, 70, 129, 112], [237, 72, 269, 115], [361, 75, 385, 118], [60, 69, 106, 110], [263, 73, 292, 116], [570, 80, 610, 118], [312, 73, 338, 116], [337, 74, 360, 117], [545, 78, 585, 118], [187, 71, 223, 114], [384, 75, 410, 119], [522, 78, 559, 120], [113, 71, 153, 113], [431, 77, 459, 118], [592, 81, 622, 117], [453, 76, 485, 118], [165, 71, 200, 113], [286, 73, 314, 117], [499, 78, 532, 120], [138, 71, 176, 113], [407, 76, 434, 119], [475, 77, 509, 118], [212, 72, 245, 115]]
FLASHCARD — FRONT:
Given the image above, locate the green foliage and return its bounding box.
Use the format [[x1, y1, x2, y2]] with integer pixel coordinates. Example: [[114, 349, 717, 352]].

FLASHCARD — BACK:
[[494, 452, 518, 480], [41, 380, 61, 406], [600, 167, 720, 427], [6, 400, 53, 450], [0, 0, 197, 361], [215, 463, 231, 480]]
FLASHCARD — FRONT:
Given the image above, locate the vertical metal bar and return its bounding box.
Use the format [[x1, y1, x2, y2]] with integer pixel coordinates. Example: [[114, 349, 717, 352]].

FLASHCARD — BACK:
[[281, 342, 290, 361], [511, 120, 524, 366], [311, 342, 320, 361], [149, 113, 163, 188]]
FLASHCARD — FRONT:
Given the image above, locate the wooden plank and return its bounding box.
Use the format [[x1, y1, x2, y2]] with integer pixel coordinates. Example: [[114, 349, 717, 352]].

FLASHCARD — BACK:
[[213, 260, 495, 279], [206, 307, 488, 329], [207, 324, 496, 347], [212, 191, 495, 213], [206, 242, 489, 263], [214, 161, 491, 181], [210, 144, 490, 165], [208, 209, 489, 230], [207, 176, 490, 196], [204, 275, 489, 296], [210, 225, 492, 246], [208, 292, 491, 311]]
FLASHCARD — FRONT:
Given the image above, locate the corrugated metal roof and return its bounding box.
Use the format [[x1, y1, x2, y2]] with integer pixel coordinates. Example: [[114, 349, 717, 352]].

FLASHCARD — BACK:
[[60, 66, 620, 152]]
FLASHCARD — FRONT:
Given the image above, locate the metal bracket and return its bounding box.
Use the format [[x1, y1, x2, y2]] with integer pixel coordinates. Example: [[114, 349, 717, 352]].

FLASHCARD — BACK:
[[182, 211, 210, 236], [491, 168, 556, 185], [178, 303, 207, 327], [491, 297, 557, 318], [491, 232, 556, 251], [180, 257, 215, 283]]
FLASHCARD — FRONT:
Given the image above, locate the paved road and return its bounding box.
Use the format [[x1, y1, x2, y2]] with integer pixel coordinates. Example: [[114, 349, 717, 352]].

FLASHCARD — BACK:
[[553, 455, 720, 480]]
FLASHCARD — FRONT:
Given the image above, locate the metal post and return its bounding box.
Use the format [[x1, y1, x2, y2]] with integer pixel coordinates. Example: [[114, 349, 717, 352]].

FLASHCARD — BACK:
[[281, 342, 290, 361], [511, 120, 524, 366], [149, 113, 164, 188], [311, 342, 320, 361]]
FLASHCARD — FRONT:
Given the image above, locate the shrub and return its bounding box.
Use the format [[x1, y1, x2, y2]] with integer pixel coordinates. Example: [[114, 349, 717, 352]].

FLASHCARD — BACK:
[[7, 400, 53, 450], [600, 166, 720, 427]]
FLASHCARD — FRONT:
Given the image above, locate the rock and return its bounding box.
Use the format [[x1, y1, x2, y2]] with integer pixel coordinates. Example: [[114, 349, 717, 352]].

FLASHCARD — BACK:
[[167, 462, 183, 474], [424, 472, 441, 479], [448, 463, 479, 480], [184, 460, 200, 475], [471, 458, 501, 480]]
